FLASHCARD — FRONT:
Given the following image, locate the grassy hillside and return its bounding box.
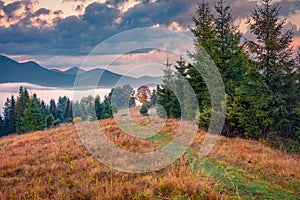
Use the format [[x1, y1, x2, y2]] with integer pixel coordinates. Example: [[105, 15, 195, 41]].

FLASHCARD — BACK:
[[0, 110, 299, 199]]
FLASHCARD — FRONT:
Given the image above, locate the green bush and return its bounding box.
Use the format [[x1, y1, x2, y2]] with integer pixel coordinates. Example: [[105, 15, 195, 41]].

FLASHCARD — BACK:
[[140, 104, 148, 115], [45, 115, 54, 128], [53, 119, 60, 126], [103, 113, 110, 119]]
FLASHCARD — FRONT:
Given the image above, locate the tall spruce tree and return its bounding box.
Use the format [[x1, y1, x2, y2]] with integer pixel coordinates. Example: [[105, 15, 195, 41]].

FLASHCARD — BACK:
[[189, 1, 214, 113], [191, 0, 216, 54], [239, 0, 298, 138], [63, 98, 73, 122], [94, 95, 103, 120], [3, 96, 17, 135], [174, 56, 198, 120], [212, 0, 248, 136], [8, 95, 16, 134], [213, 0, 247, 97], [157, 56, 180, 118], [102, 95, 113, 119], [16, 87, 30, 133], [49, 99, 58, 119]]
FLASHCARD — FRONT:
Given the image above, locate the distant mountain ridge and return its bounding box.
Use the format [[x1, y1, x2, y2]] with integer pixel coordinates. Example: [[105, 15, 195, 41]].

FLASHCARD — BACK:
[[63, 67, 86, 76], [0, 55, 161, 88]]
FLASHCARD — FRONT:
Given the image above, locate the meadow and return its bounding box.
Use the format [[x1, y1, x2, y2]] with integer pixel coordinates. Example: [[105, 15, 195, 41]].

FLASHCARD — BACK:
[[0, 108, 299, 199]]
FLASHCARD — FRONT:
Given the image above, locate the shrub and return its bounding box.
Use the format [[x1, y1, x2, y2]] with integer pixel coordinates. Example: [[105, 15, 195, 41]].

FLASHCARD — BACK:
[[73, 117, 83, 123], [103, 113, 110, 119], [53, 119, 60, 126], [45, 115, 54, 128], [140, 104, 148, 115]]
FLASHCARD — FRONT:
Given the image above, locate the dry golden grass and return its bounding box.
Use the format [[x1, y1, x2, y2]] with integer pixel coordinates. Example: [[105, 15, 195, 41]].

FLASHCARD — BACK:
[[0, 119, 218, 199], [0, 108, 299, 199]]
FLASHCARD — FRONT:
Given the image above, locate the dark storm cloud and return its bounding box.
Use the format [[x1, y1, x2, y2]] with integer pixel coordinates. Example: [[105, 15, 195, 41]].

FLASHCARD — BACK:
[[120, 0, 197, 29], [1, 0, 300, 57], [0, 2, 121, 56], [82, 2, 120, 26]]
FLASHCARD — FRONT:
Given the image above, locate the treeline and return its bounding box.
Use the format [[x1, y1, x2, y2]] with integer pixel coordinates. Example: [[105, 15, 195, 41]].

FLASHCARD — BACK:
[[73, 84, 137, 121], [157, 0, 300, 141], [0, 86, 73, 137], [0, 84, 139, 137]]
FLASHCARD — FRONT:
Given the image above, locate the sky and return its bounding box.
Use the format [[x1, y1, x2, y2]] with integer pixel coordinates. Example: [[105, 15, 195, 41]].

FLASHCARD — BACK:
[[1, 0, 300, 77]]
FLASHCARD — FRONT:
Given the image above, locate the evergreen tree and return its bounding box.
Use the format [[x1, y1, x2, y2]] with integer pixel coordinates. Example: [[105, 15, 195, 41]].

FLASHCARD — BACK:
[[16, 87, 30, 133], [174, 56, 198, 120], [149, 89, 157, 108], [57, 96, 73, 122], [213, 0, 247, 97], [39, 100, 49, 119], [157, 56, 180, 118], [63, 98, 73, 123], [212, 0, 248, 136], [21, 98, 44, 132], [57, 96, 67, 122], [94, 95, 103, 120], [191, 0, 216, 54], [241, 0, 298, 138], [3, 98, 10, 136], [8, 95, 16, 134], [102, 95, 113, 119], [189, 1, 214, 112], [2, 96, 17, 135], [49, 99, 58, 119]]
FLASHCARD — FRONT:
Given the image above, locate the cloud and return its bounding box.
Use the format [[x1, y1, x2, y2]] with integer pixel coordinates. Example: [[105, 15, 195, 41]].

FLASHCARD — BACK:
[[0, 2, 121, 56], [75, 4, 85, 12], [277, 0, 300, 17], [120, 0, 197, 29], [62, 0, 91, 3], [230, 0, 257, 19], [54, 10, 63, 15], [0, 1, 4, 9], [82, 2, 120, 26], [2, 1, 32, 20], [34, 8, 50, 16], [1, 0, 300, 59], [106, 0, 130, 6]]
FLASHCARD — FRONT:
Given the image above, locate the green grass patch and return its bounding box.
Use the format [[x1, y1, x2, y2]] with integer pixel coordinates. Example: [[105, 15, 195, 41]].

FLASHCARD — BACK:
[[146, 132, 173, 145], [186, 150, 299, 199]]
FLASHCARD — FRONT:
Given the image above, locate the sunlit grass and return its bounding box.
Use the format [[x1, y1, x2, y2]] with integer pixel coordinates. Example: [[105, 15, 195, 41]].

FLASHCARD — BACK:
[[0, 108, 299, 199]]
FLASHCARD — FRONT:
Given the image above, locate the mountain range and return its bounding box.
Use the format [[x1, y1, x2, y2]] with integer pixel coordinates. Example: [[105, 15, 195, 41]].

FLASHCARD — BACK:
[[0, 55, 161, 88]]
